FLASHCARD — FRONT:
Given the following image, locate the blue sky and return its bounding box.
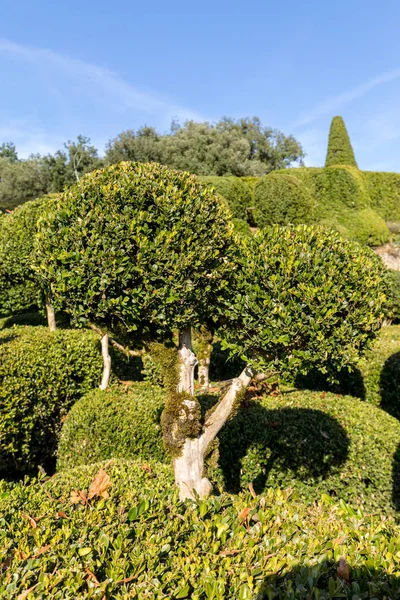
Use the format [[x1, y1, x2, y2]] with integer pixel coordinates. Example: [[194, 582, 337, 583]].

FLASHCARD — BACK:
[[1, 0, 400, 170]]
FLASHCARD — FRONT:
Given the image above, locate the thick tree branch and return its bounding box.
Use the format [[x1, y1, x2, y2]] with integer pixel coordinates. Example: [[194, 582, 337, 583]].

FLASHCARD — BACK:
[[200, 365, 255, 454], [88, 323, 143, 356], [99, 334, 112, 390]]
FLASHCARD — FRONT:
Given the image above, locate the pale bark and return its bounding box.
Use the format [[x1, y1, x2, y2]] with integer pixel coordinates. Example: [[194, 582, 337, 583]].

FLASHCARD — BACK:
[[99, 334, 112, 390], [174, 364, 255, 501], [198, 358, 210, 389], [45, 297, 56, 332], [200, 365, 254, 455], [174, 438, 212, 501], [178, 328, 198, 396], [89, 323, 143, 356]]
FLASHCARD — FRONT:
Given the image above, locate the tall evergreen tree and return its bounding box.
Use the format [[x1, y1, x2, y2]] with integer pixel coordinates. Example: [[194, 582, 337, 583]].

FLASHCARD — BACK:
[[325, 116, 358, 168]]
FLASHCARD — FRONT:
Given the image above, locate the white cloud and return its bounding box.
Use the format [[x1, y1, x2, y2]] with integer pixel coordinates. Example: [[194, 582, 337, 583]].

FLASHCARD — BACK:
[[0, 38, 206, 157], [294, 68, 400, 128]]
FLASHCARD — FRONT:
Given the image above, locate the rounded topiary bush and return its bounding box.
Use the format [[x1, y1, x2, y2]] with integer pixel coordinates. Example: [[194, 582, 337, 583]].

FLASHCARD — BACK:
[[346, 208, 390, 247], [199, 175, 253, 221], [253, 173, 315, 228], [216, 389, 400, 513], [3, 458, 400, 598], [35, 162, 237, 339], [384, 270, 400, 324], [57, 382, 166, 470], [0, 197, 50, 316], [0, 326, 103, 476]]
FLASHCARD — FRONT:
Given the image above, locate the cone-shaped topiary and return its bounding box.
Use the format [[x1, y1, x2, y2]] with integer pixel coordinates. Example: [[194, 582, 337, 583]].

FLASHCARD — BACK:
[[325, 116, 358, 168]]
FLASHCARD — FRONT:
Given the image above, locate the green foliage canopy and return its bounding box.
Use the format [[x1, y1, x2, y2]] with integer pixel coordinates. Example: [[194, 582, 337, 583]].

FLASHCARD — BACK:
[[35, 162, 238, 340], [105, 118, 305, 176], [0, 196, 51, 316], [220, 225, 386, 378]]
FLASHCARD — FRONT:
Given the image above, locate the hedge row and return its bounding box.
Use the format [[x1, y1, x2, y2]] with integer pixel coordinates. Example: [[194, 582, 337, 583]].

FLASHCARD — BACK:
[[0, 325, 142, 477], [0, 197, 49, 316], [2, 458, 400, 598], [200, 167, 396, 247], [58, 382, 400, 514], [296, 325, 400, 419]]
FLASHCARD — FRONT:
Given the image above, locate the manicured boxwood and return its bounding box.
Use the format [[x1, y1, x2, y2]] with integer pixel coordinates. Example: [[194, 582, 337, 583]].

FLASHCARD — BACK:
[[325, 116, 358, 168], [215, 389, 400, 514], [199, 175, 253, 221], [57, 378, 400, 514], [0, 326, 103, 476], [385, 270, 400, 324], [296, 325, 400, 420], [57, 383, 167, 470], [364, 170, 400, 221], [2, 458, 400, 599], [253, 173, 316, 228]]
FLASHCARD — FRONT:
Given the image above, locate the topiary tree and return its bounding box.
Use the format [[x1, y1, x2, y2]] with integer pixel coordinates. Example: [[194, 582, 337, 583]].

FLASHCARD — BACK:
[[35, 164, 386, 500], [0, 195, 57, 328], [253, 173, 316, 228], [325, 116, 358, 168], [34, 159, 238, 393]]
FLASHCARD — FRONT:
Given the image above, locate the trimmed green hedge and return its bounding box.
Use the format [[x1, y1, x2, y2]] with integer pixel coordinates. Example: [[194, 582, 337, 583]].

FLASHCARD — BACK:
[[216, 389, 400, 514], [2, 459, 400, 598], [0, 197, 49, 316], [385, 269, 400, 324], [198, 175, 252, 220], [0, 326, 103, 476], [58, 378, 400, 514], [364, 170, 400, 221], [325, 116, 358, 168], [253, 173, 315, 227], [296, 325, 400, 420], [57, 383, 166, 470]]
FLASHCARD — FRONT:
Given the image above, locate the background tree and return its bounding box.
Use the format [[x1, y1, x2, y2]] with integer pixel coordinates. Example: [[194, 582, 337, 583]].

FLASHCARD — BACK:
[[0, 155, 49, 212], [325, 116, 358, 168], [0, 142, 18, 163], [105, 117, 305, 176]]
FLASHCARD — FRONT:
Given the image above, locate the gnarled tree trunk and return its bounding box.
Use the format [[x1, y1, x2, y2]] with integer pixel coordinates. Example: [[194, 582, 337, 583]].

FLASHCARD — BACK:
[[178, 328, 198, 395], [99, 333, 112, 390], [174, 352, 255, 500], [196, 327, 214, 389], [45, 296, 56, 332]]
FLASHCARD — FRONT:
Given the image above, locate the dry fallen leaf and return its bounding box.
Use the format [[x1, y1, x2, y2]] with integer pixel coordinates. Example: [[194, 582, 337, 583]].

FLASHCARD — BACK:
[[249, 483, 257, 498], [0, 556, 11, 571], [57, 511, 68, 519], [238, 507, 250, 523], [116, 574, 137, 585], [141, 463, 152, 473], [85, 568, 100, 587], [21, 512, 37, 529], [337, 557, 350, 583], [87, 469, 111, 501], [33, 545, 51, 558], [17, 583, 38, 600], [70, 491, 82, 505]]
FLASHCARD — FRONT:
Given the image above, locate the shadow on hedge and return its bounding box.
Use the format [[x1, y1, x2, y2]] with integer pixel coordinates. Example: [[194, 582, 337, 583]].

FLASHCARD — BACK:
[[260, 559, 400, 599], [211, 398, 350, 495], [380, 351, 400, 420], [294, 366, 366, 400], [392, 443, 400, 511]]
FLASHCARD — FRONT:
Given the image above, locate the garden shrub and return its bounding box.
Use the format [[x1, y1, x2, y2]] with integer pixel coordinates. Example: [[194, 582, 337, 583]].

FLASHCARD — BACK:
[[253, 173, 315, 228], [295, 325, 400, 420], [325, 116, 358, 168], [199, 175, 253, 220], [216, 389, 400, 514], [0, 197, 51, 316], [57, 383, 166, 470], [341, 207, 390, 246], [363, 170, 400, 221], [0, 326, 103, 476], [384, 270, 400, 324], [2, 458, 400, 598], [57, 377, 400, 513]]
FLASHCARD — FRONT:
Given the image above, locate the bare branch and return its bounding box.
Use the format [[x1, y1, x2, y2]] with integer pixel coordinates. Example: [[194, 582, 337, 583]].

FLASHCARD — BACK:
[[199, 365, 255, 454], [88, 323, 143, 357]]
